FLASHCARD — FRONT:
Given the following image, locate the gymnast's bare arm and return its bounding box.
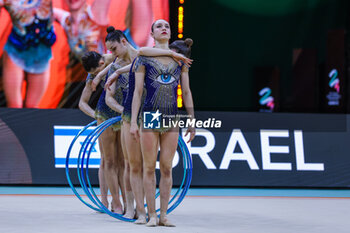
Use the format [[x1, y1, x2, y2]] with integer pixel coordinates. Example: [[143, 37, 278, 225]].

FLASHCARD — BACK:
[[79, 80, 95, 119], [181, 66, 196, 143]]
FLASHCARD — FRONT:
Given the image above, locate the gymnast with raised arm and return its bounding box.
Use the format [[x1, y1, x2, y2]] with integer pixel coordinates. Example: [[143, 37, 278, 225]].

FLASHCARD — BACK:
[[130, 19, 196, 227]]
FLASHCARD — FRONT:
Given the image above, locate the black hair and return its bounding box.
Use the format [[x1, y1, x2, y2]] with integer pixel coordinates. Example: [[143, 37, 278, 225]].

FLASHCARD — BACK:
[[151, 21, 156, 32], [105, 26, 129, 43], [169, 38, 193, 58], [81, 51, 102, 72]]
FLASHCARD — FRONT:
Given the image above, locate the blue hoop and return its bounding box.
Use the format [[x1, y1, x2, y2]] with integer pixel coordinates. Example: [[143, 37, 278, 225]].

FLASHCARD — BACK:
[[65, 120, 102, 212], [83, 117, 192, 218], [66, 117, 193, 221], [79, 118, 117, 212]]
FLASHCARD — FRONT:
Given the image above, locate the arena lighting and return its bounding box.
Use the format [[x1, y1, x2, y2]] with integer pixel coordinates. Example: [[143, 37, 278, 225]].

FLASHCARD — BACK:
[[178, 6, 184, 38], [177, 1, 185, 107], [177, 84, 183, 108]]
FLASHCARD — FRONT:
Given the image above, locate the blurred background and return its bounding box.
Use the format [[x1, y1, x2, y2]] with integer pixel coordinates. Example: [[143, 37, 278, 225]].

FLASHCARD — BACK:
[[181, 0, 349, 113]]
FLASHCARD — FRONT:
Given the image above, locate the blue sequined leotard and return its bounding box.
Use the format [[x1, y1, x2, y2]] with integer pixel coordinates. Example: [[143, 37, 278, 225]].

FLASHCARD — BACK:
[[122, 58, 148, 123], [114, 63, 129, 109], [94, 63, 120, 130], [122, 59, 137, 123], [3, 0, 56, 73], [110, 62, 130, 129], [133, 56, 183, 131]]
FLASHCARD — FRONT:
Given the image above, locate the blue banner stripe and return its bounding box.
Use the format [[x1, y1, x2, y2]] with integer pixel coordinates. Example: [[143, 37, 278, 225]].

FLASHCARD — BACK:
[[55, 158, 101, 166], [54, 128, 96, 136]]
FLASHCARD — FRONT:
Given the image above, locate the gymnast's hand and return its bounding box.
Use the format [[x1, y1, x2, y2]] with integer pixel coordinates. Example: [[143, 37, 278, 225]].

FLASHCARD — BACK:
[[105, 71, 120, 91], [185, 126, 196, 143], [130, 122, 140, 142], [172, 51, 193, 67]]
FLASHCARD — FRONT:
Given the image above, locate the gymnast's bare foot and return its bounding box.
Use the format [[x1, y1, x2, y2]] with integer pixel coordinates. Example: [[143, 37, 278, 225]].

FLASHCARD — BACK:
[[111, 201, 123, 214], [123, 209, 135, 219], [159, 215, 175, 227], [111, 206, 123, 214], [101, 199, 108, 209], [134, 214, 147, 224], [145, 215, 158, 227]]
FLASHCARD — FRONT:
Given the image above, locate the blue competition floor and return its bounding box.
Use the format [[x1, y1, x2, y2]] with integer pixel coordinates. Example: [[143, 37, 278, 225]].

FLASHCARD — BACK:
[[1, 186, 350, 198]]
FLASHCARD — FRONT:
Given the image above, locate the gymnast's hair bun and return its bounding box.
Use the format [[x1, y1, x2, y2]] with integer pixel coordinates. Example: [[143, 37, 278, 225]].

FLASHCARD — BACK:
[[184, 38, 193, 47], [107, 26, 115, 34]]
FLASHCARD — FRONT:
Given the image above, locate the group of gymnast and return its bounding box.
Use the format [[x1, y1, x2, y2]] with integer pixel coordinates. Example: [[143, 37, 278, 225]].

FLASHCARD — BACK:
[[78, 19, 196, 227]]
